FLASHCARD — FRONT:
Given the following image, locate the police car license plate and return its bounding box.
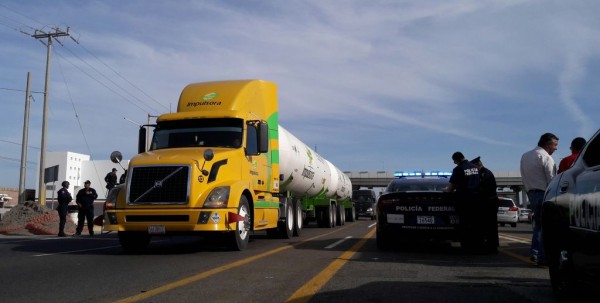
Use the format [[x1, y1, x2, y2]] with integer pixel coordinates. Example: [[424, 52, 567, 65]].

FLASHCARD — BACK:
[[417, 216, 435, 224], [148, 225, 165, 234], [387, 214, 405, 224]]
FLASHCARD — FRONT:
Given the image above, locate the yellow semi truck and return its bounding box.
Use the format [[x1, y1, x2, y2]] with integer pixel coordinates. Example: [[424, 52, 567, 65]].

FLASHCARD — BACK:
[[104, 80, 352, 251]]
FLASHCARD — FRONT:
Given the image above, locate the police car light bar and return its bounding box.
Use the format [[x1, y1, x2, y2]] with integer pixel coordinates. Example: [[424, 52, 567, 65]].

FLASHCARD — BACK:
[[393, 170, 452, 178]]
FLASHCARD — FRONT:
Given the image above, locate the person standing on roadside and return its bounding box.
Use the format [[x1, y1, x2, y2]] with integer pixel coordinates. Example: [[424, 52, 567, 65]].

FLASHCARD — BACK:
[[119, 169, 127, 184], [75, 180, 98, 236], [470, 156, 499, 251], [557, 137, 586, 174], [56, 181, 72, 237], [104, 168, 118, 195], [444, 152, 480, 250], [520, 132, 559, 265]]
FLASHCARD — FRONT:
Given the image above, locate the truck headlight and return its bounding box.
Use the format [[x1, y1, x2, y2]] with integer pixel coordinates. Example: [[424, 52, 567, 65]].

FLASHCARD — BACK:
[[203, 186, 230, 208]]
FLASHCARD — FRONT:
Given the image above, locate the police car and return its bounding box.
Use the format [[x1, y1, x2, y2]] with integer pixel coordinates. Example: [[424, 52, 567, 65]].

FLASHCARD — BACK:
[[376, 171, 461, 249], [543, 128, 600, 299]]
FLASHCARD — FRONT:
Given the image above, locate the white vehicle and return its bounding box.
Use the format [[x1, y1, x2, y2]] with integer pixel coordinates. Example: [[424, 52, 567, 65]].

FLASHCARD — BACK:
[[518, 208, 532, 223], [497, 197, 518, 227]]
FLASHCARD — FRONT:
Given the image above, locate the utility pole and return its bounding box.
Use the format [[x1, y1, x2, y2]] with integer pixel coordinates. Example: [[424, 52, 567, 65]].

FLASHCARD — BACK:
[[18, 72, 32, 205], [30, 27, 75, 206]]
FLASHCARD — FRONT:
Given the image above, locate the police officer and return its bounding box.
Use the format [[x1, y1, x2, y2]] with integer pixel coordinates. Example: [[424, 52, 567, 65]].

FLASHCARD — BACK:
[[445, 152, 481, 250], [471, 156, 499, 252], [104, 168, 118, 194], [56, 181, 73, 237], [75, 180, 98, 236]]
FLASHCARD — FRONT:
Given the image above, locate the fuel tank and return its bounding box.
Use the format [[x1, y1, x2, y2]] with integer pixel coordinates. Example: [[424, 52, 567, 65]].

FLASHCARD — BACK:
[[278, 126, 351, 200]]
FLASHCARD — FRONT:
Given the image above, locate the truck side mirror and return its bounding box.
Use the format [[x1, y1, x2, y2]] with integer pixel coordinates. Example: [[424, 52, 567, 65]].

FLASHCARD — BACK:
[[258, 121, 269, 153], [138, 126, 146, 154]]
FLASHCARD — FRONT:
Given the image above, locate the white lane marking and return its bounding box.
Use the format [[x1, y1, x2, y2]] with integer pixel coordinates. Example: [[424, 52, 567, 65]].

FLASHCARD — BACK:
[[33, 245, 122, 257], [499, 234, 530, 244], [368, 223, 376, 228], [325, 236, 352, 249]]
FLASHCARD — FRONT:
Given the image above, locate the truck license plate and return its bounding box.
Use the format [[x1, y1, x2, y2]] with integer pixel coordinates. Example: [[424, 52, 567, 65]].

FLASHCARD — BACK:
[[148, 225, 166, 235], [417, 216, 435, 224]]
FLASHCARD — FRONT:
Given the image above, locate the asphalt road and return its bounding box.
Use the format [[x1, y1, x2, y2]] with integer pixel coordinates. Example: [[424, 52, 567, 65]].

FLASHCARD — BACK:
[[0, 219, 557, 303]]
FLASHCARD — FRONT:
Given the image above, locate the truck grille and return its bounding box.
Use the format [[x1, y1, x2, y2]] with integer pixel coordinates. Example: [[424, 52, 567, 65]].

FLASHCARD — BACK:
[[128, 165, 190, 204]]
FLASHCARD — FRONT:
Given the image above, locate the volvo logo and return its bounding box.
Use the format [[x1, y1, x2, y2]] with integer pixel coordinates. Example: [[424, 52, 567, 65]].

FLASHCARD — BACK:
[[154, 180, 163, 188]]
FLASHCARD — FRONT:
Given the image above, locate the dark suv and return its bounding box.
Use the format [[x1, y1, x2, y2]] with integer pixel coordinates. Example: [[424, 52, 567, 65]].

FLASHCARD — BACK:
[[352, 189, 377, 220], [543, 128, 600, 300]]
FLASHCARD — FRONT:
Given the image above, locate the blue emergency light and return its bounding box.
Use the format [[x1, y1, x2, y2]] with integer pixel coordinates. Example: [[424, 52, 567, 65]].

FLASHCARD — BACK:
[[393, 170, 452, 178]]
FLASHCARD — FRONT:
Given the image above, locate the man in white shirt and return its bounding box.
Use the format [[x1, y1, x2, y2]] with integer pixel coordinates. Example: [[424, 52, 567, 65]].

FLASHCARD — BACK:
[[520, 132, 559, 265]]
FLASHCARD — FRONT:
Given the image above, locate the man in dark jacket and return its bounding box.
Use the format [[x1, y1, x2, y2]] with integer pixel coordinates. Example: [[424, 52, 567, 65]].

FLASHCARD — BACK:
[[445, 152, 480, 250], [104, 168, 118, 194], [471, 156, 499, 252], [75, 180, 98, 236], [56, 181, 73, 237]]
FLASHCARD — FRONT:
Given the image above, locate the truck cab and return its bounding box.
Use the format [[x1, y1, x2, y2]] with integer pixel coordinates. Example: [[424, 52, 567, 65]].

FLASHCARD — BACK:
[[352, 189, 377, 220]]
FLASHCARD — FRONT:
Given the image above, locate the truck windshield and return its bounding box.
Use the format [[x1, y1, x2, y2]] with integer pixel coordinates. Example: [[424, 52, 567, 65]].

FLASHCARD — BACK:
[[150, 118, 243, 150]]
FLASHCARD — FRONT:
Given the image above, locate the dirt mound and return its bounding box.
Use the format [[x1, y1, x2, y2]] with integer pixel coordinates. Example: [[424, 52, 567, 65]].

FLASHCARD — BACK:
[[0, 201, 77, 235]]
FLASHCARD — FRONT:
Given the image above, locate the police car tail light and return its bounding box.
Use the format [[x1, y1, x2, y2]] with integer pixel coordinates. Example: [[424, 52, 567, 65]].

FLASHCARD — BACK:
[[377, 198, 394, 205], [203, 186, 230, 208]]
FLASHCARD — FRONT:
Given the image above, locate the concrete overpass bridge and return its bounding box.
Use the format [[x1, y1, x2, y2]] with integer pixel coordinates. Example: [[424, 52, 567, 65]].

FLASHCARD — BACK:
[[344, 170, 526, 205]]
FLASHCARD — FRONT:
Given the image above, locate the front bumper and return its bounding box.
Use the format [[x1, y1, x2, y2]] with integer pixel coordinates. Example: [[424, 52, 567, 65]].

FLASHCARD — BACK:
[[104, 208, 241, 233]]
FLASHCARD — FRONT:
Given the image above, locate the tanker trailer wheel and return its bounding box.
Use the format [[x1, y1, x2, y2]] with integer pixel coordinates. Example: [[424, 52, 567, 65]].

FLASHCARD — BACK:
[[293, 198, 303, 237], [346, 207, 355, 222], [336, 204, 345, 226], [119, 231, 151, 253], [316, 207, 325, 227], [330, 204, 337, 228], [279, 199, 294, 239], [226, 196, 250, 251]]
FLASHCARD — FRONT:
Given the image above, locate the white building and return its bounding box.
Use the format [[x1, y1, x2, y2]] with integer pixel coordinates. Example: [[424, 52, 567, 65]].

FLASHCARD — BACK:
[[37, 151, 129, 200]]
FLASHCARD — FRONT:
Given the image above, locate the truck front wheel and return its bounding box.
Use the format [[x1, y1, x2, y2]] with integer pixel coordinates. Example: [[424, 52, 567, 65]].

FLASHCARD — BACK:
[[226, 196, 250, 251]]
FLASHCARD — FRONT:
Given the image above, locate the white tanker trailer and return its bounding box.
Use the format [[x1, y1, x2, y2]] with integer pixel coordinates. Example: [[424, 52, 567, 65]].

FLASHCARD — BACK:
[[279, 126, 353, 227]]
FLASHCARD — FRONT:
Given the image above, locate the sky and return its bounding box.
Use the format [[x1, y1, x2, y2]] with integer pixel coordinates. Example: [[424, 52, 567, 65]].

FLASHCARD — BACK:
[[1, 0, 600, 189]]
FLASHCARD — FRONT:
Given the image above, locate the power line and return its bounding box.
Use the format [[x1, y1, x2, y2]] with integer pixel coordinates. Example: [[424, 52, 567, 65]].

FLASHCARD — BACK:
[[56, 58, 103, 186], [0, 139, 40, 149], [0, 87, 45, 94], [57, 45, 163, 115], [77, 43, 170, 112], [0, 3, 44, 28], [54, 50, 159, 114]]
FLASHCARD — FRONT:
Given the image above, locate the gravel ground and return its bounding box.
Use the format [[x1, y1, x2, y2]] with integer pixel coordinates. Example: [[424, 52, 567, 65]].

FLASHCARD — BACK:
[[0, 201, 78, 236]]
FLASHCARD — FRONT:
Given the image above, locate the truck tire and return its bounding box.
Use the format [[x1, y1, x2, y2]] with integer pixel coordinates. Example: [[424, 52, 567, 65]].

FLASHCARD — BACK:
[[119, 231, 151, 253], [346, 207, 355, 222], [293, 198, 303, 237], [336, 204, 344, 226], [376, 227, 391, 250], [316, 207, 325, 228], [330, 204, 336, 228], [278, 200, 294, 239], [226, 196, 250, 250]]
